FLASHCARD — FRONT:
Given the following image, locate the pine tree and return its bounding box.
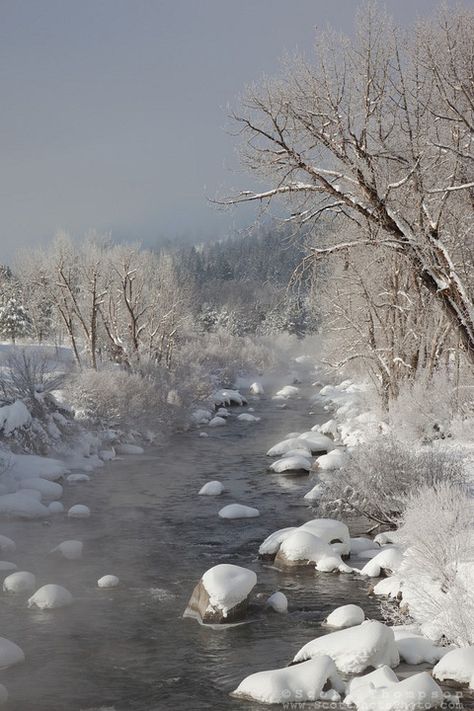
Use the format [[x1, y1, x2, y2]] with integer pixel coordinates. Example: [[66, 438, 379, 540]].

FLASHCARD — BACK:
[[0, 298, 32, 343]]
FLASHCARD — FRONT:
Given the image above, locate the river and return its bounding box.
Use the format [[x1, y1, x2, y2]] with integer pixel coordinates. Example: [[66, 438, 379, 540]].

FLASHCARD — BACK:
[[1, 372, 385, 711]]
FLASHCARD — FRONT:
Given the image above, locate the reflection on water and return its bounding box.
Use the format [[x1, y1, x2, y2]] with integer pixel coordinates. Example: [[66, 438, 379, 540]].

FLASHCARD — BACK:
[[0, 377, 381, 711]]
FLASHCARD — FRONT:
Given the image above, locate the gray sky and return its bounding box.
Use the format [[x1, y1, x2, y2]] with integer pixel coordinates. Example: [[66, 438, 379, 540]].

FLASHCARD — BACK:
[[0, 0, 440, 263]]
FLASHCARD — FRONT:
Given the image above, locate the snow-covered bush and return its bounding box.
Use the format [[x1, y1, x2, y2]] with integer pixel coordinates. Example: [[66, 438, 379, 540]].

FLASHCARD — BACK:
[[319, 436, 465, 526], [398, 481, 474, 646]]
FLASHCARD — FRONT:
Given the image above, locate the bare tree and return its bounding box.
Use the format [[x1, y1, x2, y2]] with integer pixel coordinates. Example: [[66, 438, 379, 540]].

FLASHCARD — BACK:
[[221, 3, 474, 362]]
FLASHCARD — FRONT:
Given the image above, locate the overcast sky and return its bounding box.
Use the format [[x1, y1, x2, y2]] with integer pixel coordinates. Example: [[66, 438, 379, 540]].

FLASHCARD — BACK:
[[0, 0, 442, 263]]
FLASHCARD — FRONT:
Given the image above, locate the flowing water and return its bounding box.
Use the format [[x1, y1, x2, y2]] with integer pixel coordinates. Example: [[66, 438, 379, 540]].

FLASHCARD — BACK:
[[0, 374, 383, 711]]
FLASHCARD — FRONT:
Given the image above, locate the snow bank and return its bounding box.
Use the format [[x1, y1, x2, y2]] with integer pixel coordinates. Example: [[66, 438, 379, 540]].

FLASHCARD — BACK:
[[326, 604, 365, 629], [293, 620, 399, 673], [433, 646, 474, 686], [28, 584, 73, 610], [198, 481, 224, 496], [98, 575, 119, 588], [67, 504, 90, 519], [266, 591, 288, 613], [218, 504, 260, 519], [50, 540, 83, 560], [3, 571, 36, 594], [20, 478, 63, 501], [0, 493, 49, 519], [201, 564, 257, 618], [0, 637, 25, 669], [0, 400, 31, 435], [233, 656, 343, 704], [269, 455, 311, 473]]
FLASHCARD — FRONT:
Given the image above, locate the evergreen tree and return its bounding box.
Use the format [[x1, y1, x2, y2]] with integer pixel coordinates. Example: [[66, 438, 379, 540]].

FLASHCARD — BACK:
[[0, 298, 32, 343]]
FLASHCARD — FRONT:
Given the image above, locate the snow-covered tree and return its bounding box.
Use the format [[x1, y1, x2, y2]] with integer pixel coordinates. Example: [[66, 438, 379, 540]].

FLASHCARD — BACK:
[[0, 298, 32, 343]]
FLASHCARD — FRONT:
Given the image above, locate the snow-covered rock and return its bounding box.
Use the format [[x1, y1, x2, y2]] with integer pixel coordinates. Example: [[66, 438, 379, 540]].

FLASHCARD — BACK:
[[208, 416, 226, 427], [258, 527, 296, 560], [7, 454, 68, 481], [184, 564, 257, 624], [0, 637, 25, 669], [314, 448, 348, 471], [50, 540, 83, 561], [273, 385, 299, 400], [48, 501, 64, 514], [198, 431, 208, 438], [0, 493, 50, 519], [326, 604, 365, 629], [28, 584, 73, 610], [97, 575, 119, 588], [267, 437, 310, 456], [3, 571, 36, 594], [115, 443, 144, 455], [359, 547, 404, 577], [198, 481, 224, 496], [275, 529, 350, 573], [0, 561, 17, 573], [232, 656, 344, 704], [215, 407, 229, 418], [266, 591, 288, 613], [249, 382, 264, 396], [67, 473, 90, 483], [345, 670, 443, 711], [20, 478, 63, 501], [0, 535, 15, 554], [433, 646, 474, 686], [218, 504, 260, 519], [269, 455, 311, 473], [237, 413, 260, 422], [99, 448, 116, 461], [191, 408, 213, 425], [293, 620, 399, 673], [297, 431, 335, 453], [304, 482, 325, 502], [313, 418, 339, 438], [392, 627, 448, 665], [212, 389, 247, 407], [301, 518, 351, 556], [67, 504, 90, 519], [373, 576, 403, 599]]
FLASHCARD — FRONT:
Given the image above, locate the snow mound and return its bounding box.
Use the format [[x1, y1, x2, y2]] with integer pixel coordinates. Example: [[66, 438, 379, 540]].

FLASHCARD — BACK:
[[433, 646, 474, 685], [392, 628, 448, 665], [0, 637, 25, 669], [0, 400, 31, 435], [233, 656, 343, 704], [7, 454, 68, 481], [208, 416, 226, 427], [218, 504, 260, 519], [0, 535, 15, 554], [20, 478, 63, 501], [198, 481, 224, 496], [249, 382, 264, 395], [266, 591, 288, 613], [237, 413, 260, 422], [28, 584, 73, 610], [345, 669, 443, 711], [115, 443, 144, 455], [373, 577, 403, 599], [293, 620, 399, 673], [67, 473, 90, 483], [0, 493, 49, 519], [48, 501, 64, 514], [67, 504, 90, 519], [277, 529, 350, 573], [202, 564, 257, 618], [269, 455, 311, 473], [326, 604, 365, 629], [98, 575, 119, 588], [297, 431, 335, 453], [3, 571, 36, 594], [273, 385, 299, 400], [50, 540, 83, 560], [359, 547, 404, 577], [314, 448, 348, 471], [304, 483, 325, 502]]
